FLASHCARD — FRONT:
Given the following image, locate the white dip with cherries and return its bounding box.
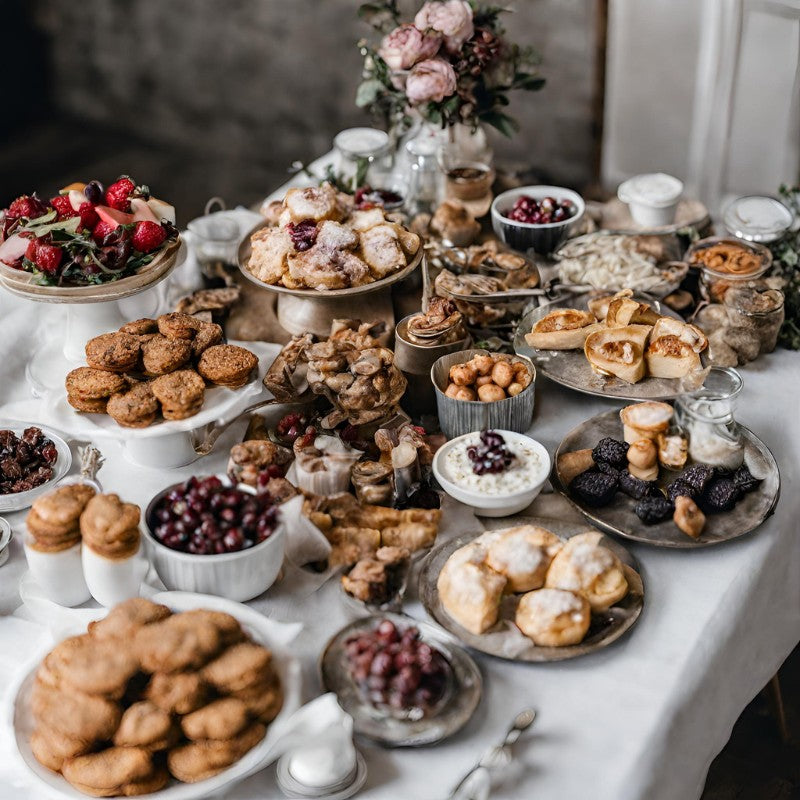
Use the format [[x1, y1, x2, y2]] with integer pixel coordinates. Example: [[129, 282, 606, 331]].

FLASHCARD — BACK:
[[444, 432, 546, 495]]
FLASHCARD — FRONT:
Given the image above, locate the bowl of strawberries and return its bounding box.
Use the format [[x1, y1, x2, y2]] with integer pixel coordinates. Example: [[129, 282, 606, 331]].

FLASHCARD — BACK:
[[0, 176, 181, 300]]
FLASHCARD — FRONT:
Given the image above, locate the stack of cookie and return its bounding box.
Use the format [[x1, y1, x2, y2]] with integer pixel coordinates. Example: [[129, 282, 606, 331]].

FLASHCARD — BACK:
[[26, 484, 96, 553], [29, 598, 284, 796], [80, 494, 141, 560], [65, 312, 259, 428]]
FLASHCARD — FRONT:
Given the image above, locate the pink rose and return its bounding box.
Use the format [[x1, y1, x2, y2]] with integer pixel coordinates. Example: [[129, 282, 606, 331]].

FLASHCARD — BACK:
[[405, 58, 458, 104], [378, 24, 441, 71], [414, 0, 474, 54]]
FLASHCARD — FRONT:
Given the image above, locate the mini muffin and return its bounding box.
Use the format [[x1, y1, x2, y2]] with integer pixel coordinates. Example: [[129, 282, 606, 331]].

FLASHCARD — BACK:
[[158, 312, 200, 340], [141, 335, 192, 376], [85, 332, 141, 373], [65, 367, 127, 401], [150, 370, 206, 420], [197, 344, 258, 388], [119, 318, 159, 336], [191, 322, 224, 358], [107, 382, 160, 428]]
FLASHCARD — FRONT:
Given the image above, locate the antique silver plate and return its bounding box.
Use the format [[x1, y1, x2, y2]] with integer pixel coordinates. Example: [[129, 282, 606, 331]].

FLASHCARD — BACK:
[[513, 295, 704, 402], [552, 409, 780, 548], [419, 517, 644, 663], [320, 612, 482, 747]]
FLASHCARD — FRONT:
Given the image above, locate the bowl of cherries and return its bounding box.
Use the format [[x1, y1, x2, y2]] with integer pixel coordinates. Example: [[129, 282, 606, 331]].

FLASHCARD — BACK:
[[143, 474, 285, 601], [491, 184, 585, 254]]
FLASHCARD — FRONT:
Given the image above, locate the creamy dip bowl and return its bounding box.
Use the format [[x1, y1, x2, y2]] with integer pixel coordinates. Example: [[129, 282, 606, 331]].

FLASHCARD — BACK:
[[432, 430, 551, 517]]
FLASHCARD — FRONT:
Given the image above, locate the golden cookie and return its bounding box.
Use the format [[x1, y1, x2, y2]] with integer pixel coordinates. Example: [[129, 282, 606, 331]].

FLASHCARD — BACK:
[[85, 332, 141, 373], [202, 642, 273, 693], [167, 723, 265, 783], [30, 725, 94, 772], [61, 747, 154, 797], [191, 322, 223, 358], [150, 370, 205, 419], [31, 680, 121, 742], [144, 671, 208, 715], [141, 334, 192, 376], [181, 697, 251, 741], [158, 312, 200, 340], [89, 598, 172, 640], [135, 613, 222, 673], [106, 382, 159, 428], [114, 701, 177, 750], [119, 318, 158, 336], [231, 678, 283, 723], [68, 394, 110, 414], [66, 367, 128, 400], [197, 344, 258, 388]]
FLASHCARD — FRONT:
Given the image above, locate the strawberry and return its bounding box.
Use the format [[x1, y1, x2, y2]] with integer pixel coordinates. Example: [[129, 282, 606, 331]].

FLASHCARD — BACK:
[[104, 177, 136, 212], [131, 220, 166, 253], [25, 239, 38, 262], [31, 242, 63, 274], [50, 195, 77, 220], [77, 202, 99, 230], [7, 195, 48, 220], [92, 220, 118, 245]]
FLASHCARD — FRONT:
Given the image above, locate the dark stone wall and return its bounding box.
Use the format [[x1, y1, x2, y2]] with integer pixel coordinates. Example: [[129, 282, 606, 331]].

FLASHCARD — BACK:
[[10, 0, 595, 217]]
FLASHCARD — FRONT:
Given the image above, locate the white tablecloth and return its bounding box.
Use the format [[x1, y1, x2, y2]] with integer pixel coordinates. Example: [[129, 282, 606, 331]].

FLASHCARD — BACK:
[[1, 232, 799, 800]]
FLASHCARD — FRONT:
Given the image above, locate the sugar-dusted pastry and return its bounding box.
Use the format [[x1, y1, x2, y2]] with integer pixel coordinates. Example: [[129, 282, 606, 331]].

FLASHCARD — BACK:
[[619, 401, 673, 444], [480, 526, 563, 593], [557, 449, 596, 485], [282, 184, 343, 224], [525, 309, 600, 350], [515, 588, 591, 647], [584, 325, 651, 384], [437, 543, 507, 634], [544, 532, 629, 611]]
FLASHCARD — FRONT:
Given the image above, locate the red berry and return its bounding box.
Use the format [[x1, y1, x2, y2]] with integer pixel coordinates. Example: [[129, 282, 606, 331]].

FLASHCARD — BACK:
[[77, 202, 99, 230], [131, 220, 167, 253], [92, 219, 117, 244], [33, 243, 63, 274], [105, 177, 136, 212], [24, 239, 38, 262], [7, 195, 48, 220], [50, 195, 77, 220]]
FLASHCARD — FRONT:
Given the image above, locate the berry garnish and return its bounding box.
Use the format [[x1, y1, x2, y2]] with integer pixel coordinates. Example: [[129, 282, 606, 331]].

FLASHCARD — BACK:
[[131, 220, 167, 253], [0, 427, 57, 495], [7, 195, 48, 221], [467, 430, 516, 475], [276, 412, 307, 443], [104, 177, 137, 211], [287, 219, 318, 251], [50, 195, 76, 220], [92, 219, 118, 245]]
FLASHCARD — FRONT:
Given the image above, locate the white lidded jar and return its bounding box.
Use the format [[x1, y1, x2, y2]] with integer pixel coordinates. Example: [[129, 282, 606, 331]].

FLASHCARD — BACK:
[[617, 172, 683, 227]]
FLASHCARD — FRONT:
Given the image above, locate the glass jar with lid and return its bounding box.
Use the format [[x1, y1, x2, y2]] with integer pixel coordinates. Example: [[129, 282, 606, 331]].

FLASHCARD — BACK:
[[722, 195, 794, 244], [675, 367, 744, 470], [333, 127, 392, 192], [722, 283, 785, 354]]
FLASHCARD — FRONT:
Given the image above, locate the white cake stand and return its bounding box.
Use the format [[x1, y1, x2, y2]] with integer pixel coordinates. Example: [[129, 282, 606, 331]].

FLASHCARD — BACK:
[[41, 341, 281, 468], [237, 225, 423, 337], [0, 239, 183, 394]]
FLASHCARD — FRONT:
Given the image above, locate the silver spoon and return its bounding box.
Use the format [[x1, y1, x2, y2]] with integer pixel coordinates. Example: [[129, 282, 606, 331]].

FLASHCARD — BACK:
[[447, 709, 536, 800]]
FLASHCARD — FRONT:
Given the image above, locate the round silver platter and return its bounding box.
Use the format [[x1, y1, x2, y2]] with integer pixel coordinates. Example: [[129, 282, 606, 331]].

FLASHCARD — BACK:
[[419, 517, 644, 663], [319, 611, 482, 747], [513, 294, 705, 402], [551, 408, 780, 549]]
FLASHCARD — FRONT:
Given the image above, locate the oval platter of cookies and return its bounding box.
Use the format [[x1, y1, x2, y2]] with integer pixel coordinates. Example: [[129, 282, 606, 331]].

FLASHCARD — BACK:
[[419, 517, 644, 663], [513, 291, 709, 402], [7, 591, 302, 800], [551, 407, 780, 549]]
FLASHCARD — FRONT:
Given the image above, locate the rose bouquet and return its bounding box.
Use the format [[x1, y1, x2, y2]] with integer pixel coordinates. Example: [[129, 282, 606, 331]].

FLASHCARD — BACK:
[[356, 1, 545, 136]]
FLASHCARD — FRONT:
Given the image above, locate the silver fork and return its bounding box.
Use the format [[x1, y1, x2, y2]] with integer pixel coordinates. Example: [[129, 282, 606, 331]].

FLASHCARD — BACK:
[[447, 709, 536, 800]]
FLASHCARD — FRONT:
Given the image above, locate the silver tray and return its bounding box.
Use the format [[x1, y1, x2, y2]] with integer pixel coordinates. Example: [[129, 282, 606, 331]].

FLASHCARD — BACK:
[[552, 409, 780, 548], [419, 517, 644, 663], [238, 222, 423, 298], [319, 612, 482, 747], [513, 295, 703, 402]]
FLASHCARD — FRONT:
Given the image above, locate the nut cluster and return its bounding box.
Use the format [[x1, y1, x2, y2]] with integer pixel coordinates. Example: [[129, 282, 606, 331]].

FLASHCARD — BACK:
[[444, 354, 532, 402]]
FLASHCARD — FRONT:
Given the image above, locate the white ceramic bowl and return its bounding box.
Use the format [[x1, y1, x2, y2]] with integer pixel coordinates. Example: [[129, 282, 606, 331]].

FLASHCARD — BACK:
[[6, 590, 302, 800], [617, 173, 683, 227], [491, 185, 585, 254], [143, 478, 286, 602], [432, 430, 551, 517]]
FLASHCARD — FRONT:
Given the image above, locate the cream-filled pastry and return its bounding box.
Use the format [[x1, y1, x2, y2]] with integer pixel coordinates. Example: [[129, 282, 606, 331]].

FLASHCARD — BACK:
[[515, 588, 590, 647], [480, 526, 563, 593], [544, 533, 629, 611], [584, 325, 651, 384]]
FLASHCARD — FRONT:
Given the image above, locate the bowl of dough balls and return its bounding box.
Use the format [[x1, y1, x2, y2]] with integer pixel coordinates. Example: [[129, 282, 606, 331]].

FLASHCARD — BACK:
[[431, 350, 536, 439]]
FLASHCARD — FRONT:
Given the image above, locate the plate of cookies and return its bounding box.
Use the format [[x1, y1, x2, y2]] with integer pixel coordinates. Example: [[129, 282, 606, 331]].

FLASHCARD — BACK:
[[7, 593, 301, 800], [419, 518, 644, 662]]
